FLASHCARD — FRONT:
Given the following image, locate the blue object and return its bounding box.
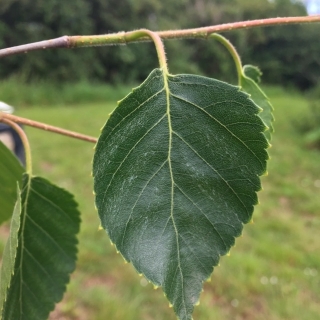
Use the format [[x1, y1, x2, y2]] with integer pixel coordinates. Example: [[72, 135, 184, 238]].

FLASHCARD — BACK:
[[0, 122, 25, 166]]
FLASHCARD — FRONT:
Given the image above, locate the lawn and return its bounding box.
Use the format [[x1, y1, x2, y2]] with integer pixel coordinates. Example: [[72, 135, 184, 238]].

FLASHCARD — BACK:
[[0, 85, 319, 319]]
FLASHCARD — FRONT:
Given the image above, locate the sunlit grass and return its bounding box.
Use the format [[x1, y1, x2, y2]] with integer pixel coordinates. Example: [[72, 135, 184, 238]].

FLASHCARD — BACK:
[[1, 85, 319, 319]]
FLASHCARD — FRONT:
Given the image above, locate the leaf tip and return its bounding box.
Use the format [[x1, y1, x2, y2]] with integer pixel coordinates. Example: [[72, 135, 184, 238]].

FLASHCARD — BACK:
[[195, 300, 200, 306], [153, 285, 159, 290], [98, 224, 103, 231], [226, 251, 231, 257], [169, 303, 173, 308]]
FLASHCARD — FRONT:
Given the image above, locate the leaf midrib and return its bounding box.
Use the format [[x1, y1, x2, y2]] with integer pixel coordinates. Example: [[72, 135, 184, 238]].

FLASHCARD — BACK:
[[18, 175, 31, 318], [164, 72, 187, 314]]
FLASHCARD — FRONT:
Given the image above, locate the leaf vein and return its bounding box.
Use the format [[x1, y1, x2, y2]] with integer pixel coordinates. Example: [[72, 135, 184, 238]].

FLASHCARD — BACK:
[[174, 184, 229, 252], [121, 160, 167, 248], [29, 187, 74, 225], [101, 113, 167, 207], [24, 247, 55, 285], [173, 131, 250, 219], [170, 93, 264, 170], [100, 88, 165, 143], [25, 215, 70, 261]]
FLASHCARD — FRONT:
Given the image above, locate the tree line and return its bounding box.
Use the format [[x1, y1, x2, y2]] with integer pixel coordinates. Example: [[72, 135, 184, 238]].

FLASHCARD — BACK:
[[1, 0, 319, 90]]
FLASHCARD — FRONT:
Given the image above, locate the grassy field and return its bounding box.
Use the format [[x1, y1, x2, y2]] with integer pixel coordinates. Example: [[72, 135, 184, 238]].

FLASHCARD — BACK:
[[0, 85, 319, 319]]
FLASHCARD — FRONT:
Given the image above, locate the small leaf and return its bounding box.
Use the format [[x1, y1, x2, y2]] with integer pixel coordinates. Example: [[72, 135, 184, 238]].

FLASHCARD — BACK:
[[0, 141, 24, 224], [243, 64, 262, 83], [0, 174, 80, 320], [240, 67, 274, 141], [93, 68, 268, 320]]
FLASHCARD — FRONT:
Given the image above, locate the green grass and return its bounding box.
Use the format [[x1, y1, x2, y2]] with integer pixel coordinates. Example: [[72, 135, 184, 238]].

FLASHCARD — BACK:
[[1, 85, 320, 319]]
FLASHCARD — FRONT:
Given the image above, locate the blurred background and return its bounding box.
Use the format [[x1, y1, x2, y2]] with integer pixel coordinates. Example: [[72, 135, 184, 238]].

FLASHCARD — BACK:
[[0, 0, 320, 319], [0, 0, 320, 90]]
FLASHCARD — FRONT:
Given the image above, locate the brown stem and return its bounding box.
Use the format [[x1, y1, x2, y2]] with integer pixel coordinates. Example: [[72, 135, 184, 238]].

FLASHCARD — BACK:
[[157, 15, 320, 40], [0, 112, 97, 143], [0, 16, 319, 58], [0, 36, 70, 58]]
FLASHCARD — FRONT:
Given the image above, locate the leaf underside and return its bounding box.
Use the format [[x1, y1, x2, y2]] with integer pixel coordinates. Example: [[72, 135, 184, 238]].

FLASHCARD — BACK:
[[93, 68, 268, 320], [0, 174, 80, 320], [241, 67, 274, 142], [243, 64, 262, 84], [0, 141, 24, 224], [0, 187, 21, 313]]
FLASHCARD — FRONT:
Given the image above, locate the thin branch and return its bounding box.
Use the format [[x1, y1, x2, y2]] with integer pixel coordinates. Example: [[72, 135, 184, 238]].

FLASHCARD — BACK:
[[0, 16, 319, 58], [0, 36, 70, 58], [0, 112, 98, 144], [157, 15, 320, 40]]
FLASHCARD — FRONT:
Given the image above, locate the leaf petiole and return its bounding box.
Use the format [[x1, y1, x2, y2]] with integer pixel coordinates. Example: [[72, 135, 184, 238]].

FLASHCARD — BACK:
[[210, 33, 243, 85], [125, 29, 169, 73]]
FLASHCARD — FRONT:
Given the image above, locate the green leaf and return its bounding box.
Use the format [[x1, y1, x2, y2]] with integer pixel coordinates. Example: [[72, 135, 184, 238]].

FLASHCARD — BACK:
[[243, 64, 262, 84], [0, 174, 80, 320], [0, 141, 24, 224], [0, 187, 21, 312], [93, 68, 268, 320], [240, 68, 274, 141]]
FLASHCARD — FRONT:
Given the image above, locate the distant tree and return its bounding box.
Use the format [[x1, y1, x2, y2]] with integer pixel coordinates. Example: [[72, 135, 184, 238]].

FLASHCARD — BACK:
[[0, 0, 98, 82], [0, 0, 319, 89]]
